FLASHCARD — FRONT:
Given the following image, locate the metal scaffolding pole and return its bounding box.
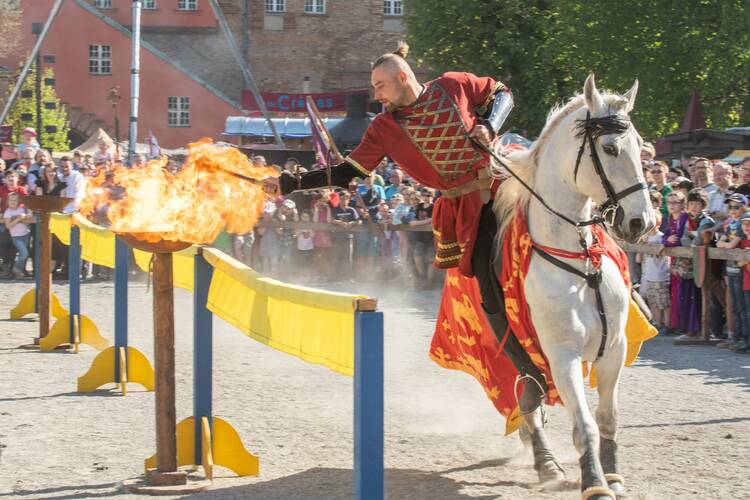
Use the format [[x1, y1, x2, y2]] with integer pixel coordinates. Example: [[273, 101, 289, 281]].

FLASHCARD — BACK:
[[128, 0, 143, 165], [208, 0, 285, 148], [0, 0, 65, 126]]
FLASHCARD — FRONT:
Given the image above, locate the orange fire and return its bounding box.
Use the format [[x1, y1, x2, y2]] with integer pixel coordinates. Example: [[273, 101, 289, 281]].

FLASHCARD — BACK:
[[79, 138, 279, 244]]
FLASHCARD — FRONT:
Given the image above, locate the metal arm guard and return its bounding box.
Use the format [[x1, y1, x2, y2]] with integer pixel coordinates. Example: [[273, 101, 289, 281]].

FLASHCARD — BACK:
[[485, 89, 514, 136]]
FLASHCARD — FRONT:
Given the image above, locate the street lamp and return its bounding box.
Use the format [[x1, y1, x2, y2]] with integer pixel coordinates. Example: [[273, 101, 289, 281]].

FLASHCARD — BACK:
[[107, 85, 121, 160]]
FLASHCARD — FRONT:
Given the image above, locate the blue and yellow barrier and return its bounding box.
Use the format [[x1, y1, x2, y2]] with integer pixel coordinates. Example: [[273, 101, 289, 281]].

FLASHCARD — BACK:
[[8, 215, 386, 499]]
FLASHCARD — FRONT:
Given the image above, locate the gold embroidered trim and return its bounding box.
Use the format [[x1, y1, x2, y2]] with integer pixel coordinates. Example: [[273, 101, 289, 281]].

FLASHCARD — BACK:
[[345, 156, 371, 177]]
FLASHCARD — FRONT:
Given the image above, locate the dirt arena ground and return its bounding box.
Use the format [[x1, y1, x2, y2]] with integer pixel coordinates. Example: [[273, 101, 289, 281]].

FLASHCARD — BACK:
[[1, 279, 748, 499]]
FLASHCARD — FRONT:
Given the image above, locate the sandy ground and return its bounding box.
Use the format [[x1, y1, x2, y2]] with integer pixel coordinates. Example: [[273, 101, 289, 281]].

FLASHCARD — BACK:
[[0, 278, 748, 500]]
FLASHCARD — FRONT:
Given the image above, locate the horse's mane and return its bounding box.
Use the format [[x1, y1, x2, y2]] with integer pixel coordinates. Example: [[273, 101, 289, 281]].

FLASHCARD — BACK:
[[492, 94, 589, 240]]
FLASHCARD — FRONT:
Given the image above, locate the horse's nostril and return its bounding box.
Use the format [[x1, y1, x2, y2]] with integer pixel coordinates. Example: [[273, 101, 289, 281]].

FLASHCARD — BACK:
[[629, 218, 644, 235]]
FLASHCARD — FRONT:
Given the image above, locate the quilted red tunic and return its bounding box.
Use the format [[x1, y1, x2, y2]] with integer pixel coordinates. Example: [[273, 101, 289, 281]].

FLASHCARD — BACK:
[[346, 71, 505, 277]]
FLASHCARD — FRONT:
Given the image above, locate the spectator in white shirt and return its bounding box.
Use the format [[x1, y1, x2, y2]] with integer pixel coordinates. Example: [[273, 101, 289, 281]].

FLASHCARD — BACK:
[[707, 162, 734, 220], [58, 156, 85, 213]]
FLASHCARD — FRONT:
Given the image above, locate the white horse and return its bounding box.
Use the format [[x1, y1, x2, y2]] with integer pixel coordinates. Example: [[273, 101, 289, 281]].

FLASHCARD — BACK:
[[493, 75, 655, 500]]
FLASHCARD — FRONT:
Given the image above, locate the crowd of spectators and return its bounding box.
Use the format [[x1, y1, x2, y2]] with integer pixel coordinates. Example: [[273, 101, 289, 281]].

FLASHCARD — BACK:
[[4, 126, 750, 354], [633, 144, 750, 354], [232, 155, 443, 288]]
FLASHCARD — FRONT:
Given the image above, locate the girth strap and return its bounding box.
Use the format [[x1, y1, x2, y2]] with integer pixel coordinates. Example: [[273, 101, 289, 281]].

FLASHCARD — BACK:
[[532, 247, 609, 359]]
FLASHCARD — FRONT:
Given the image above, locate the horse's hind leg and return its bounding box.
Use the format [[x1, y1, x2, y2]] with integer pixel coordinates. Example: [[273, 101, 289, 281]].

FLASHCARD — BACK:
[[546, 348, 614, 500], [520, 406, 565, 483], [594, 339, 627, 499]]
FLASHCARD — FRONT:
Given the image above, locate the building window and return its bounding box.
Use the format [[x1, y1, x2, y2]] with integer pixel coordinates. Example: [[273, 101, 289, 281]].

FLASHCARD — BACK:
[[265, 0, 285, 13], [177, 0, 197, 11], [383, 0, 403, 16], [304, 0, 325, 14], [168, 97, 190, 127], [94, 0, 113, 9], [143, 0, 157, 9], [88, 45, 112, 75]]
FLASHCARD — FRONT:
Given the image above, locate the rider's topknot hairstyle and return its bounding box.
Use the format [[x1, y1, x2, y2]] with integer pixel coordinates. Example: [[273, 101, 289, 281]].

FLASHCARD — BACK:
[[372, 41, 410, 69]]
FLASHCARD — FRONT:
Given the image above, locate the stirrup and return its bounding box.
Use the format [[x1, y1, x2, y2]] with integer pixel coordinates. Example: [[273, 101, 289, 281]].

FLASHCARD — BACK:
[[604, 473, 625, 486], [581, 485, 616, 500], [514, 373, 547, 425]]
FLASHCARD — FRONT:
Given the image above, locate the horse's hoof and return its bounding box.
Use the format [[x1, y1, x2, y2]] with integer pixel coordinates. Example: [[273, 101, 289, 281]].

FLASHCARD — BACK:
[[537, 460, 565, 483], [581, 485, 617, 500], [605, 473, 627, 499]]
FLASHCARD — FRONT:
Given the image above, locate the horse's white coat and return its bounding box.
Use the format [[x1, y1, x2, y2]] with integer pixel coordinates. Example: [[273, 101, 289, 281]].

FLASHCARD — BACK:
[[492, 75, 655, 491]]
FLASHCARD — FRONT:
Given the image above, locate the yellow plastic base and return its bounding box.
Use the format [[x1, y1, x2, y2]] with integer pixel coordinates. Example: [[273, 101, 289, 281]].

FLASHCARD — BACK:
[[40, 314, 109, 352], [144, 416, 259, 479], [10, 289, 68, 320], [77, 346, 155, 394]]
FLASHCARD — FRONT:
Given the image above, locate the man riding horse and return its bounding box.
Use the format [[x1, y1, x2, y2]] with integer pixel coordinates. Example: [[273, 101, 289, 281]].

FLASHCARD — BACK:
[[269, 42, 550, 432]]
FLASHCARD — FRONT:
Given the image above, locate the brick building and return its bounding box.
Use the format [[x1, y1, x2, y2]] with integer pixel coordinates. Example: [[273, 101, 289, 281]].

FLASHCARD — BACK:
[[1, 0, 414, 150], [223, 0, 410, 93]]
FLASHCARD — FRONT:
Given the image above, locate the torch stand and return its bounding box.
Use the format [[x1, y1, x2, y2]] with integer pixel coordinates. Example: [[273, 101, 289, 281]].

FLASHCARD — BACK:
[[123, 245, 209, 494], [16, 196, 72, 348]]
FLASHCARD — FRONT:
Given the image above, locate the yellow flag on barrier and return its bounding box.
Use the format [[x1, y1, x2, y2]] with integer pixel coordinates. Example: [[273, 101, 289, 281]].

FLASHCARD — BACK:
[[50, 213, 72, 245], [203, 248, 364, 377], [73, 215, 115, 268]]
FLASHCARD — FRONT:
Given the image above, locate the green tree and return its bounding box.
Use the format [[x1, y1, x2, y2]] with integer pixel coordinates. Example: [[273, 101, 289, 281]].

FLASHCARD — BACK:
[[406, 0, 750, 140], [6, 64, 71, 152]]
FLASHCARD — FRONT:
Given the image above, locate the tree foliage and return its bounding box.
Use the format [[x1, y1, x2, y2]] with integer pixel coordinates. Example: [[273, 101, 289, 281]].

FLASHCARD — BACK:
[[406, 0, 750, 140], [6, 65, 71, 152]]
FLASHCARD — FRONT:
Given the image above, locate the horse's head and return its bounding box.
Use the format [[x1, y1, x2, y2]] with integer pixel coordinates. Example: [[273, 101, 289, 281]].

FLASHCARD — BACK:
[[576, 74, 656, 243]]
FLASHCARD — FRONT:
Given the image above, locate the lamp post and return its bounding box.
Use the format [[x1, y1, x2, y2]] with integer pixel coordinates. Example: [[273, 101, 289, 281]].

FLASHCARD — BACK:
[[107, 86, 122, 161]]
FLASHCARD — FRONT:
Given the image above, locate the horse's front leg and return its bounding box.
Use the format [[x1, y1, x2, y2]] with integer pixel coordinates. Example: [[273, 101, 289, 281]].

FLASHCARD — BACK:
[[594, 336, 627, 499], [546, 347, 615, 500]]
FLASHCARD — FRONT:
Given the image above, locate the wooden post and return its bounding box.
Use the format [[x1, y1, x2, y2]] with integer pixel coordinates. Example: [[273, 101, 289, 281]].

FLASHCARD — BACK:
[[38, 211, 52, 341], [153, 252, 177, 473]]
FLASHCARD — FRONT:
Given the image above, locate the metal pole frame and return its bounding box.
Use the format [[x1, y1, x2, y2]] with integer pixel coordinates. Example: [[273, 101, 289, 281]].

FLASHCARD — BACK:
[[114, 236, 129, 381], [193, 250, 214, 464], [68, 225, 81, 344], [353, 310, 384, 500]]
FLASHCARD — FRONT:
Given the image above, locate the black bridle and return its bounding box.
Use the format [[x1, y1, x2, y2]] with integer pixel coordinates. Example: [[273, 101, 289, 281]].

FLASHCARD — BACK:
[[475, 109, 648, 360], [573, 111, 648, 227]]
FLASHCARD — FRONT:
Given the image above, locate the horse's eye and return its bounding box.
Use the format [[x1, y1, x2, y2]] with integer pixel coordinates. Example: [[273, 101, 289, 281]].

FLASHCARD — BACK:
[[602, 143, 619, 157]]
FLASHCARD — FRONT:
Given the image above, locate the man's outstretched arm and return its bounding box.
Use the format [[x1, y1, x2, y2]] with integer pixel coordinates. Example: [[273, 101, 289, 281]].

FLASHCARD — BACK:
[[272, 162, 364, 196]]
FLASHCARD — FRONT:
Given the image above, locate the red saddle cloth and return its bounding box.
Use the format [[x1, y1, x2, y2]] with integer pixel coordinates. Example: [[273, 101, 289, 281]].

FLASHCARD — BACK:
[[430, 212, 632, 434]]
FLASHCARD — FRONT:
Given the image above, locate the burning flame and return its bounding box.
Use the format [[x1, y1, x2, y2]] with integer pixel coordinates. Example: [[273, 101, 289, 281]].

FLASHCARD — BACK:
[[79, 138, 279, 245]]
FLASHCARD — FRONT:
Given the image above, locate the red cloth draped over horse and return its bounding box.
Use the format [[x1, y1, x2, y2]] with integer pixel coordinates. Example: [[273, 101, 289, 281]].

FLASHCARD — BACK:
[[430, 212, 647, 434]]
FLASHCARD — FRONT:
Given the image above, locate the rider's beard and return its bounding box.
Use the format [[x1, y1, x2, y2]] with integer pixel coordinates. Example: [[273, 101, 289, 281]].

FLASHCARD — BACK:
[[383, 84, 411, 112]]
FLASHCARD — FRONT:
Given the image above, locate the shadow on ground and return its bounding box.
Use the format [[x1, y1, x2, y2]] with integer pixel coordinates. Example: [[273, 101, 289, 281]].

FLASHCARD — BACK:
[[635, 335, 750, 392]]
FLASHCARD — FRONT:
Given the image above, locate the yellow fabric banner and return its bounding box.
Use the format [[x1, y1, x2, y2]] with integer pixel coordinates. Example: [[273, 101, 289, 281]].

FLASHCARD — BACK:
[[50, 213, 72, 245], [133, 246, 197, 292], [73, 215, 115, 268], [203, 248, 365, 376]]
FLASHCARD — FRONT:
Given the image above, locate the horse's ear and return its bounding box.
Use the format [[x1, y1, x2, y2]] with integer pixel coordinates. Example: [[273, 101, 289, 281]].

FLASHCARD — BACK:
[[622, 79, 639, 113], [584, 74, 605, 114]]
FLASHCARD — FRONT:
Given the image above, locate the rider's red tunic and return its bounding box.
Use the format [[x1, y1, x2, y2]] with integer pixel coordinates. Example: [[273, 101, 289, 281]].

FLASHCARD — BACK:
[[346, 72, 506, 276]]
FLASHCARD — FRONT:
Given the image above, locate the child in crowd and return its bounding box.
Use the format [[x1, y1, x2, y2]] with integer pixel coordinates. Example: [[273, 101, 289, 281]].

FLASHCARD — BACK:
[[716, 194, 748, 349], [638, 212, 671, 335], [257, 202, 280, 276], [295, 211, 315, 282], [2, 192, 33, 278]]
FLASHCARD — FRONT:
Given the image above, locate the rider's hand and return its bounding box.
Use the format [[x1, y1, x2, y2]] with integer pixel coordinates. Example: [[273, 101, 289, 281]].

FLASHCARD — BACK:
[[469, 124, 495, 146], [262, 176, 280, 196]]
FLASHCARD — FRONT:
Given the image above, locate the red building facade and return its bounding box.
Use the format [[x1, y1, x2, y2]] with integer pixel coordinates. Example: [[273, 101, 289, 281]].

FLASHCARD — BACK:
[[5, 0, 242, 149]]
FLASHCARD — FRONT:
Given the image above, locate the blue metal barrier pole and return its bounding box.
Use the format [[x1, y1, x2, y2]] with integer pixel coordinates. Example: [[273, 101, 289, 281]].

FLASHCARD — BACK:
[[68, 226, 81, 344], [354, 310, 384, 500], [194, 249, 214, 465], [114, 237, 129, 381], [34, 215, 41, 313]]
